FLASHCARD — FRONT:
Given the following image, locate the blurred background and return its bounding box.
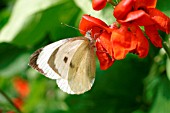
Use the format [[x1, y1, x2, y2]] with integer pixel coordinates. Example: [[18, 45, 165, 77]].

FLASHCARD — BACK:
[[0, 0, 170, 113]]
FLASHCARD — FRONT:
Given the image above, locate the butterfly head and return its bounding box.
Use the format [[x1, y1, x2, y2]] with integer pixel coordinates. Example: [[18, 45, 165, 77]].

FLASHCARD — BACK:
[[85, 30, 96, 47]]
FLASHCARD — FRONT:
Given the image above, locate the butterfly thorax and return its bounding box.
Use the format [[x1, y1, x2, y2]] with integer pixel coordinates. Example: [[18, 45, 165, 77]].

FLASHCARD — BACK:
[[85, 31, 96, 48]]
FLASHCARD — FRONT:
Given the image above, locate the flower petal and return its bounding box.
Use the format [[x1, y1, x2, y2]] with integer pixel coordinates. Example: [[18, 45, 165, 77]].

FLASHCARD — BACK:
[[114, 0, 134, 19], [13, 77, 30, 98], [111, 25, 136, 60], [13, 98, 23, 109], [134, 0, 157, 10], [98, 31, 113, 56], [130, 25, 149, 58], [118, 10, 155, 26], [92, 0, 107, 11], [96, 38, 114, 70], [148, 8, 170, 34], [79, 14, 110, 36], [144, 0, 157, 8], [145, 25, 162, 47]]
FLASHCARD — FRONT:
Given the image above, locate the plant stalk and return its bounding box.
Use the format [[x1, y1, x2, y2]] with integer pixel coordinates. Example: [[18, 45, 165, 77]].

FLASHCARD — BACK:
[[107, 0, 117, 6], [163, 38, 170, 59], [0, 89, 22, 113]]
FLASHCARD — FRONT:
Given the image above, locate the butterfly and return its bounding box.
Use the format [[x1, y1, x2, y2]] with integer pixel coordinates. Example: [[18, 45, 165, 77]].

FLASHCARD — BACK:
[[29, 35, 96, 94]]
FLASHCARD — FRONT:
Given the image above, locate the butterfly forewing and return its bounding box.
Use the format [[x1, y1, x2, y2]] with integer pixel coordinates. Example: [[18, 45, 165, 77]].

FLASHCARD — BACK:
[[29, 39, 69, 79], [48, 38, 85, 79]]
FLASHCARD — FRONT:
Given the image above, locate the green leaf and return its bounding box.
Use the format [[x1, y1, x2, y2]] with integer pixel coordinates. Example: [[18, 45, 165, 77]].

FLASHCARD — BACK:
[[22, 75, 68, 113], [149, 77, 170, 113], [73, 0, 116, 24], [157, 0, 170, 16], [66, 55, 151, 113], [47, 0, 82, 41], [0, 43, 30, 76], [167, 58, 170, 80], [0, 0, 73, 46]]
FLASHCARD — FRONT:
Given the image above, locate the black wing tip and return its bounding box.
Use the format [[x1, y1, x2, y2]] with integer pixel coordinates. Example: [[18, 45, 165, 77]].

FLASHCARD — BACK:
[[29, 48, 44, 74]]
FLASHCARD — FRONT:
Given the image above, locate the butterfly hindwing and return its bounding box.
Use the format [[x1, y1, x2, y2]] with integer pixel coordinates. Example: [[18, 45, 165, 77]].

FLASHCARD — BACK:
[[56, 37, 96, 94], [68, 40, 95, 94]]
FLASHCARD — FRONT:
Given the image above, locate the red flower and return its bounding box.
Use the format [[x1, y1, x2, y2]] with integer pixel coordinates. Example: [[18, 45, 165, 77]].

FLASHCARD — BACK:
[[113, 0, 134, 20], [96, 32, 114, 70], [111, 25, 137, 59], [109, 24, 149, 59], [114, 0, 170, 48], [79, 14, 114, 70], [7, 111, 15, 113], [79, 14, 111, 39], [12, 98, 23, 109], [79, 0, 169, 70], [144, 24, 162, 47], [147, 8, 170, 34], [92, 0, 107, 11], [13, 77, 30, 98], [130, 25, 149, 58], [79, 13, 160, 69]]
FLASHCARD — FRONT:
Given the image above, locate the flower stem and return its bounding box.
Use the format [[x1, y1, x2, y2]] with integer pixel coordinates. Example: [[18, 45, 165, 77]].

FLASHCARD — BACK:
[[163, 40, 170, 59], [0, 89, 22, 113], [107, 0, 117, 6]]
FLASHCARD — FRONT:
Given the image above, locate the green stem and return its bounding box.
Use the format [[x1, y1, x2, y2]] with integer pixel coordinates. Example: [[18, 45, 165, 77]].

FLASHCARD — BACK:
[[0, 89, 22, 113], [163, 41, 170, 59], [107, 0, 117, 6]]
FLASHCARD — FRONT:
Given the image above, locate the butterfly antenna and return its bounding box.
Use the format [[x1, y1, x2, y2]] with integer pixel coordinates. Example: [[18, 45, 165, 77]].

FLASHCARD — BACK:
[[61, 23, 85, 33]]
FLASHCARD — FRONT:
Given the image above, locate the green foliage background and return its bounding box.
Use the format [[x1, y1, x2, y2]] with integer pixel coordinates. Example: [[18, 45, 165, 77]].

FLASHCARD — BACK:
[[0, 0, 170, 113]]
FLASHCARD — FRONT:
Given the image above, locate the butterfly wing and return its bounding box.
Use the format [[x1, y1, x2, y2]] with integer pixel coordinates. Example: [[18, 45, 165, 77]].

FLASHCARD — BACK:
[[55, 38, 96, 94], [29, 37, 96, 94], [29, 39, 69, 79]]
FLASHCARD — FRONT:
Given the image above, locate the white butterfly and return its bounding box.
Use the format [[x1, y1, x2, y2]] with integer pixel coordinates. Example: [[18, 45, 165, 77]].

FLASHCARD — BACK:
[[29, 36, 96, 94]]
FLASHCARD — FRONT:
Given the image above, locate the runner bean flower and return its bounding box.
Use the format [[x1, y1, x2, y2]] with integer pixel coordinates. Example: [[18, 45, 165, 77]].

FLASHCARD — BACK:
[[114, 0, 170, 47], [79, 0, 170, 70]]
